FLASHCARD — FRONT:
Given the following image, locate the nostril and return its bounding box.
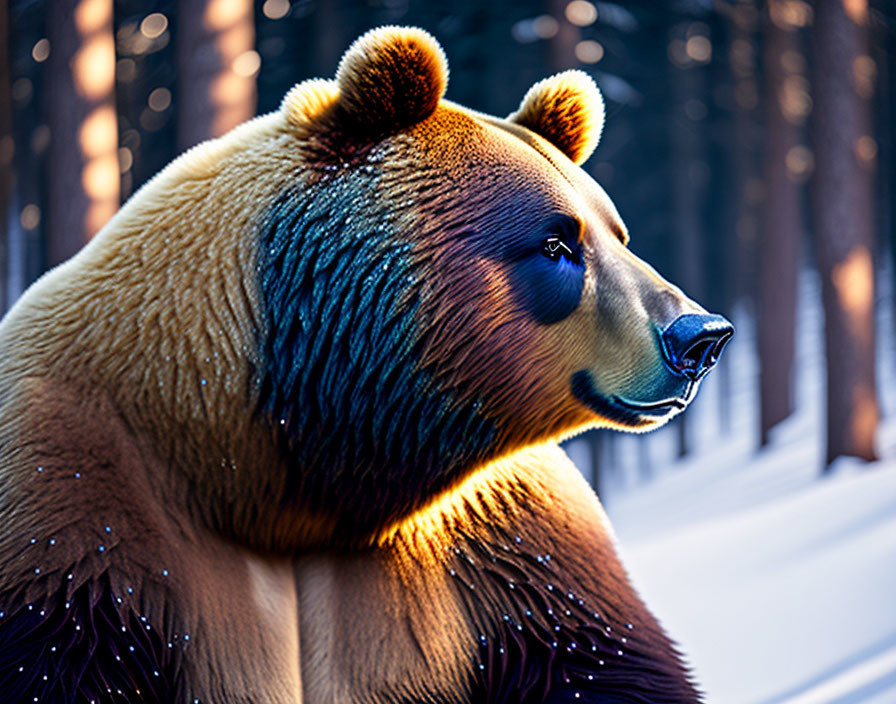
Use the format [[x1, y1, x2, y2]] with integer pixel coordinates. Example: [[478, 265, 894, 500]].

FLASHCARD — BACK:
[[710, 331, 734, 362], [681, 339, 715, 371], [661, 314, 735, 381]]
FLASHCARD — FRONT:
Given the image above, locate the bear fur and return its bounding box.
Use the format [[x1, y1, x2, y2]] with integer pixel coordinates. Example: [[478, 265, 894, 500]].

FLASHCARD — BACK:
[[0, 27, 714, 703]]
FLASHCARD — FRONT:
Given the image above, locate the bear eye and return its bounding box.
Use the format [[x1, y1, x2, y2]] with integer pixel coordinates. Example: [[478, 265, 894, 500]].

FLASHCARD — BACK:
[[543, 235, 575, 263]]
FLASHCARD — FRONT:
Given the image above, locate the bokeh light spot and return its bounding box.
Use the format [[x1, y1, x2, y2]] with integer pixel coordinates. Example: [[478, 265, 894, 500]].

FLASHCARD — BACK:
[[832, 246, 873, 343], [118, 147, 133, 173], [232, 50, 261, 77], [262, 0, 290, 20], [74, 0, 110, 35], [20, 204, 41, 230], [565, 1, 598, 27], [685, 36, 711, 63], [852, 55, 876, 99], [12, 78, 33, 103], [575, 40, 604, 64], [79, 105, 118, 157], [117, 58, 137, 83], [82, 154, 119, 199], [148, 87, 172, 112], [31, 125, 50, 154], [533, 15, 559, 39], [854, 135, 877, 166], [140, 13, 168, 39], [73, 35, 116, 100], [32, 38, 50, 62], [785, 145, 814, 182]]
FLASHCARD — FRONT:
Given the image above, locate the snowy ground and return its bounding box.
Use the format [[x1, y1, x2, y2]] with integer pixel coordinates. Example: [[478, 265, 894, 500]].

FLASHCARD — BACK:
[[565, 265, 896, 704]]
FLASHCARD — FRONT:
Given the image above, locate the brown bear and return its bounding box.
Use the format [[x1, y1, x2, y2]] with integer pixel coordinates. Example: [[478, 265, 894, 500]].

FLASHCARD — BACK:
[[0, 26, 731, 703]]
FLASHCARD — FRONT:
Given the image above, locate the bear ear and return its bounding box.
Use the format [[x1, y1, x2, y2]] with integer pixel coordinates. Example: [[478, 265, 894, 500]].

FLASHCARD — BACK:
[[282, 79, 340, 129], [509, 71, 605, 166], [334, 26, 448, 135]]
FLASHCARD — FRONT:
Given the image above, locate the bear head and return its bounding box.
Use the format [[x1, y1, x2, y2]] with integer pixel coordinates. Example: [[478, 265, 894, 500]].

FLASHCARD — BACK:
[[255, 27, 733, 541]]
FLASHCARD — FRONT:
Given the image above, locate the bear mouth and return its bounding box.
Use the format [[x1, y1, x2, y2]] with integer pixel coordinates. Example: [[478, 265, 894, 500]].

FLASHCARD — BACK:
[[570, 370, 690, 427], [612, 395, 687, 415]]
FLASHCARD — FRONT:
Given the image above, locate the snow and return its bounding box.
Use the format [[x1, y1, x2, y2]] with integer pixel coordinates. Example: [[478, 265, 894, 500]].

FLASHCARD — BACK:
[[564, 264, 896, 703]]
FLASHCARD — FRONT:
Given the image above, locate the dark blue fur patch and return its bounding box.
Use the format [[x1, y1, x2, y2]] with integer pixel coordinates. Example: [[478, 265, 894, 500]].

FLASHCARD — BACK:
[[255, 173, 496, 537], [450, 535, 702, 703], [501, 213, 585, 326], [0, 576, 181, 703]]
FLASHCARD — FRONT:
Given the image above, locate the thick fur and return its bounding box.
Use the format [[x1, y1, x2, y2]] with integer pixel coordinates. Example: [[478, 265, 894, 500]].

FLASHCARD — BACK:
[[0, 27, 708, 703], [336, 26, 448, 134], [509, 71, 605, 166]]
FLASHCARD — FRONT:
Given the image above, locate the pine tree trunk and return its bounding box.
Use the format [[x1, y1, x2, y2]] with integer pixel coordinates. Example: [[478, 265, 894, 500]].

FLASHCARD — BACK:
[[0, 0, 11, 311], [758, 1, 804, 445], [729, 0, 761, 307], [176, 0, 256, 152], [810, 0, 879, 468], [720, 0, 761, 438], [46, 0, 119, 266], [548, 0, 579, 71], [704, 10, 737, 436], [886, 17, 896, 336], [668, 21, 709, 459]]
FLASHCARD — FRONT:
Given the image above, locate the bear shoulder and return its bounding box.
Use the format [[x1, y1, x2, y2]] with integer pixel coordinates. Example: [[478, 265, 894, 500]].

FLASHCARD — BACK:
[[294, 444, 700, 703]]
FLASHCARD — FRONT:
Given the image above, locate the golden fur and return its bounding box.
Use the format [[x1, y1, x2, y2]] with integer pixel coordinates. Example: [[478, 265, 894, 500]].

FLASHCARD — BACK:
[[509, 71, 605, 166], [336, 26, 448, 133]]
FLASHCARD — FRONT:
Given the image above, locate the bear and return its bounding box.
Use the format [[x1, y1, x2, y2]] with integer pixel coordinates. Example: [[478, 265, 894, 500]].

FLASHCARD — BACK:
[[0, 26, 733, 704]]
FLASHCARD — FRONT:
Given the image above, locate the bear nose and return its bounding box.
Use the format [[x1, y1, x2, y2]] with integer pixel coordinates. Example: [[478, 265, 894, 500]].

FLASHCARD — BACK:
[[660, 314, 734, 381]]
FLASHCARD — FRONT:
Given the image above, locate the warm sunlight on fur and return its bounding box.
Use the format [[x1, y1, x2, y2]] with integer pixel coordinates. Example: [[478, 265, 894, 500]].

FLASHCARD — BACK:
[[374, 456, 520, 564], [510, 70, 605, 165]]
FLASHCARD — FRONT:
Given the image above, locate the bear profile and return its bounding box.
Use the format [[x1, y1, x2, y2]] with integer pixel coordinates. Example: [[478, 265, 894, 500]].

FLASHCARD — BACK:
[[0, 26, 731, 703]]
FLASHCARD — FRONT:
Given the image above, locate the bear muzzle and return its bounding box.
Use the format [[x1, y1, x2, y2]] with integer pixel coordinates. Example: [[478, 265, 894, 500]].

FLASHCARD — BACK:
[[570, 312, 734, 430]]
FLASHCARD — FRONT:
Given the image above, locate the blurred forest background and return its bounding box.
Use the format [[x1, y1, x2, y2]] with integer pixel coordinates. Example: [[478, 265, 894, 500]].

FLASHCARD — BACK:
[[0, 0, 894, 492]]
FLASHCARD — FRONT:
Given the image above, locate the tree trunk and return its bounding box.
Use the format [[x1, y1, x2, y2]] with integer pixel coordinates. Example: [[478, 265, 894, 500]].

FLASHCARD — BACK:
[[873, 20, 890, 266], [548, 0, 579, 71], [810, 0, 879, 467], [176, 0, 256, 152], [0, 0, 11, 311], [717, 0, 761, 438], [728, 0, 762, 307], [46, 0, 119, 266], [668, 19, 710, 458], [758, 1, 805, 445], [885, 12, 896, 337], [703, 9, 736, 436]]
